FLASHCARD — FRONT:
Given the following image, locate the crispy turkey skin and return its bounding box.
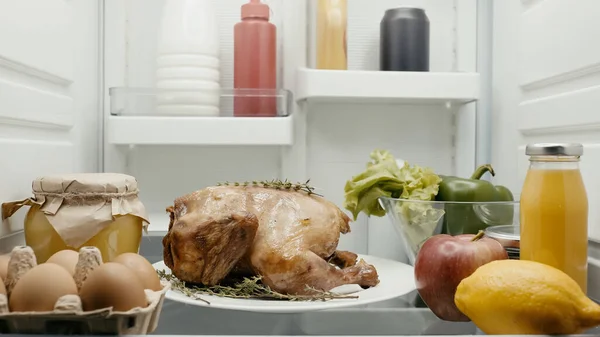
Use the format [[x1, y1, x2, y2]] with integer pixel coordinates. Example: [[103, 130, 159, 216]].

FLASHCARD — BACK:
[[162, 185, 379, 295]]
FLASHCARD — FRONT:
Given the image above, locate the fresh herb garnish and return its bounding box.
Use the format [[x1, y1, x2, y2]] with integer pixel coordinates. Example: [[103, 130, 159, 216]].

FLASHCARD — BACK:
[[217, 179, 322, 197], [157, 270, 358, 303]]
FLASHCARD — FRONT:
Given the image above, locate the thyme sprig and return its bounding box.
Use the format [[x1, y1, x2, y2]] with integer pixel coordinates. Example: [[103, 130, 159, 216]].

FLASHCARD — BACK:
[[157, 270, 358, 303], [217, 179, 323, 197]]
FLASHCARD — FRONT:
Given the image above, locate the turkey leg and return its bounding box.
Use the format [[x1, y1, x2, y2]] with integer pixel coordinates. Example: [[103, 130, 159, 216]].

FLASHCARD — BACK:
[[328, 250, 359, 268], [256, 250, 379, 295], [163, 212, 259, 286]]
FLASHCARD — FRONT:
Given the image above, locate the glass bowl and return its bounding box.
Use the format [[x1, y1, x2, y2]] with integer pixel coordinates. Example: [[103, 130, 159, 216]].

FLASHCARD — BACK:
[[378, 197, 520, 265]]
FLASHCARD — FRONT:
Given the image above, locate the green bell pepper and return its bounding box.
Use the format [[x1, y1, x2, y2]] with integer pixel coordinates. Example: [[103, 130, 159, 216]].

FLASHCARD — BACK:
[[435, 164, 515, 235]]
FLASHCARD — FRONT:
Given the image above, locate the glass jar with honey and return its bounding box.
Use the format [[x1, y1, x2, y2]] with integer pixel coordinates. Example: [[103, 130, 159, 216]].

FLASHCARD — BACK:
[[1, 173, 149, 263]]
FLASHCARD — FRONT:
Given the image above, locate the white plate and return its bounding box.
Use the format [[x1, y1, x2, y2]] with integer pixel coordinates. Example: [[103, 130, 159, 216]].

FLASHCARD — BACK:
[[153, 255, 415, 314]]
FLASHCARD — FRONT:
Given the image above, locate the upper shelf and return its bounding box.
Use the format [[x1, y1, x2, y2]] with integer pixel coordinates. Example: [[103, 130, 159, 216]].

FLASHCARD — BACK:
[[296, 68, 480, 105], [106, 87, 294, 146]]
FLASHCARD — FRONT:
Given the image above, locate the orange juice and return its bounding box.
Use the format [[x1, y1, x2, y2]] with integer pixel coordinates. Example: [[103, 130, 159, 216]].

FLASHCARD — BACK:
[[520, 143, 588, 293]]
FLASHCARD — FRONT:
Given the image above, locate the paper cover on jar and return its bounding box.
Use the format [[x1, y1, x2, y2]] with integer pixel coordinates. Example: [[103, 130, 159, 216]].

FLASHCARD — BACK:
[[1, 173, 150, 248]]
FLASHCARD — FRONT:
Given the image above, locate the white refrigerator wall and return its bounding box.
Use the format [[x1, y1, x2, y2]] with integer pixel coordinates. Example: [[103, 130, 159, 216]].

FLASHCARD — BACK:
[[491, 0, 600, 243], [0, 1, 100, 239], [103, 0, 476, 260]]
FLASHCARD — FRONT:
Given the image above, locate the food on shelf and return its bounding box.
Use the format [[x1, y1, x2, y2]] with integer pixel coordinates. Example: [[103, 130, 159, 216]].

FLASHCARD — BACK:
[[344, 150, 445, 252], [344, 149, 441, 220], [0, 246, 168, 335], [46, 250, 79, 276], [520, 143, 588, 293], [162, 180, 379, 297], [414, 232, 507, 322], [114, 253, 162, 291], [79, 262, 148, 312], [0, 254, 8, 280], [9, 263, 78, 312], [455, 259, 600, 335], [436, 164, 515, 235], [344, 150, 515, 237], [1, 173, 149, 264]]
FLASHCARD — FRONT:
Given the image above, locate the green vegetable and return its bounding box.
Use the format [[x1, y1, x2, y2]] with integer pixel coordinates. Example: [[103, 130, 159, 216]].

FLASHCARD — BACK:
[[343, 150, 442, 220], [343, 150, 444, 256], [435, 164, 515, 235]]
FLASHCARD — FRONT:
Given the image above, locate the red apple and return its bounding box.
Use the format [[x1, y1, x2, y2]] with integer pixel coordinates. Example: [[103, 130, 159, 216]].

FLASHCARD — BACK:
[[414, 231, 508, 322]]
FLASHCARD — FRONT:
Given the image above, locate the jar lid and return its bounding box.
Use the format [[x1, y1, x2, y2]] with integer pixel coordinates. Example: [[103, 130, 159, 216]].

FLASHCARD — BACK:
[[525, 143, 583, 156], [31, 173, 139, 197]]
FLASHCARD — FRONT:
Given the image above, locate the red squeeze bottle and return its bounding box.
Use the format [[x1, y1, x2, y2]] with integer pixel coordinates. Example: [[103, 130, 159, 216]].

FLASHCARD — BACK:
[[234, 0, 277, 117]]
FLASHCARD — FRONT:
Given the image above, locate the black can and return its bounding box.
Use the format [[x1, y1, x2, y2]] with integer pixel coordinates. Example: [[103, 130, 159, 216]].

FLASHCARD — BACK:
[[380, 7, 430, 72]]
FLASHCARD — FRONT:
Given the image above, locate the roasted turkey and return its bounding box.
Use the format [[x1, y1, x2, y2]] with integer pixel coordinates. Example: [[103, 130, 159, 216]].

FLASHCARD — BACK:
[[162, 185, 380, 295]]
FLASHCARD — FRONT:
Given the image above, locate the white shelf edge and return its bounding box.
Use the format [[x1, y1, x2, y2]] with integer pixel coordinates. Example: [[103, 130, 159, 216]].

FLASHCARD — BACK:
[[107, 115, 294, 146], [296, 67, 480, 104]]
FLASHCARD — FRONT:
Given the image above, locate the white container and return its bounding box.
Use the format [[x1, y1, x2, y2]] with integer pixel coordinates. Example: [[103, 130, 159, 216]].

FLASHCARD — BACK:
[[156, 0, 221, 116]]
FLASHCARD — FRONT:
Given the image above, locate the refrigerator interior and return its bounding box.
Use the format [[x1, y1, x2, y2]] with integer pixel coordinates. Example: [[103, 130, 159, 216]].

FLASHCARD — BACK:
[[102, 0, 480, 262], [1, 0, 600, 335]]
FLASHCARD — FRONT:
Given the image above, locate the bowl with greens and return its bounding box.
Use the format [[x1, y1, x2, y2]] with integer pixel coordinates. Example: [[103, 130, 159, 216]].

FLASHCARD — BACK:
[[378, 198, 519, 265], [344, 150, 518, 266]]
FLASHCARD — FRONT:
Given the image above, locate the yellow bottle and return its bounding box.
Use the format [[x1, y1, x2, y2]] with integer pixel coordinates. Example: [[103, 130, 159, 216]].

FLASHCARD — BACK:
[[520, 143, 588, 293], [316, 0, 347, 70]]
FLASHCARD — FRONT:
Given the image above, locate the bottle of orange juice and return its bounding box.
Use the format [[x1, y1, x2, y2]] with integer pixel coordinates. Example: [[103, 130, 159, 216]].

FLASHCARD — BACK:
[[520, 143, 588, 293]]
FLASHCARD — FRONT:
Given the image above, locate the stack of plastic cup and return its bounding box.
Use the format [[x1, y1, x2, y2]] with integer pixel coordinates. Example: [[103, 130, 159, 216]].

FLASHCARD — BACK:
[[155, 0, 221, 116]]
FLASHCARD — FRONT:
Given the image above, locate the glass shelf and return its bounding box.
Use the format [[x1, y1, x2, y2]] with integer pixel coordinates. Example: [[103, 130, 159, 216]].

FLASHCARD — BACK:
[[110, 87, 293, 117], [106, 88, 294, 146]]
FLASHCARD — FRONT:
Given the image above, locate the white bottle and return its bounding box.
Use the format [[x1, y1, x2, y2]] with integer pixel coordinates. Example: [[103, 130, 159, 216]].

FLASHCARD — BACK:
[[155, 0, 221, 116]]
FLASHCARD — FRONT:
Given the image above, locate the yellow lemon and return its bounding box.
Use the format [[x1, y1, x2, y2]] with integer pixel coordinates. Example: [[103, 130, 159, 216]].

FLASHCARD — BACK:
[[455, 259, 600, 335]]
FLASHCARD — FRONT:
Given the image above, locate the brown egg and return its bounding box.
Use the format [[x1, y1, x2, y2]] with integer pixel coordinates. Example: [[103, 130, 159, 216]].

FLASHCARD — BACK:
[[46, 250, 79, 276], [79, 262, 147, 312], [0, 277, 6, 296], [113, 253, 162, 291], [9, 263, 78, 312], [0, 254, 9, 281]]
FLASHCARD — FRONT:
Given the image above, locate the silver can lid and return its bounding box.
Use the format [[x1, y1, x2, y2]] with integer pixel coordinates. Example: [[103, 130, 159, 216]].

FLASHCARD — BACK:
[[525, 143, 583, 156]]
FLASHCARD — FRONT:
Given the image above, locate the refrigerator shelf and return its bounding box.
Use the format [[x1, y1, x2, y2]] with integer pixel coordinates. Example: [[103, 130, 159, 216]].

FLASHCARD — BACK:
[[107, 87, 294, 146], [296, 68, 480, 105]]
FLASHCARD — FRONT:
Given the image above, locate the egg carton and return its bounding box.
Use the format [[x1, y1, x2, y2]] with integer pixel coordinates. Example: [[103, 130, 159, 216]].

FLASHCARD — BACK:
[[0, 246, 169, 335]]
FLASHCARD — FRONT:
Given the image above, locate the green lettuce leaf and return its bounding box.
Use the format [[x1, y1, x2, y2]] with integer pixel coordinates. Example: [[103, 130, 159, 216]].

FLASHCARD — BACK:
[[343, 150, 442, 221]]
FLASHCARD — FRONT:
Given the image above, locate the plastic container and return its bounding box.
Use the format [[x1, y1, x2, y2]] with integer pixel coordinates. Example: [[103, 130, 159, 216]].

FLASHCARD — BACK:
[[484, 225, 520, 259], [380, 7, 430, 71], [0, 246, 168, 335], [1, 173, 149, 264], [316, 0, 347, 70], [234, 0, 277, 117], [378, 198, 519, 265], [156, 0, 221, 116], [108, 87, 292, 117], [521, 143, 588, 293]]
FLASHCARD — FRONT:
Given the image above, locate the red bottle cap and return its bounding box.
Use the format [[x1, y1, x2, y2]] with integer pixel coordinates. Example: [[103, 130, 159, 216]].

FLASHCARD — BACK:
[[241, 0, 270, 20]]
